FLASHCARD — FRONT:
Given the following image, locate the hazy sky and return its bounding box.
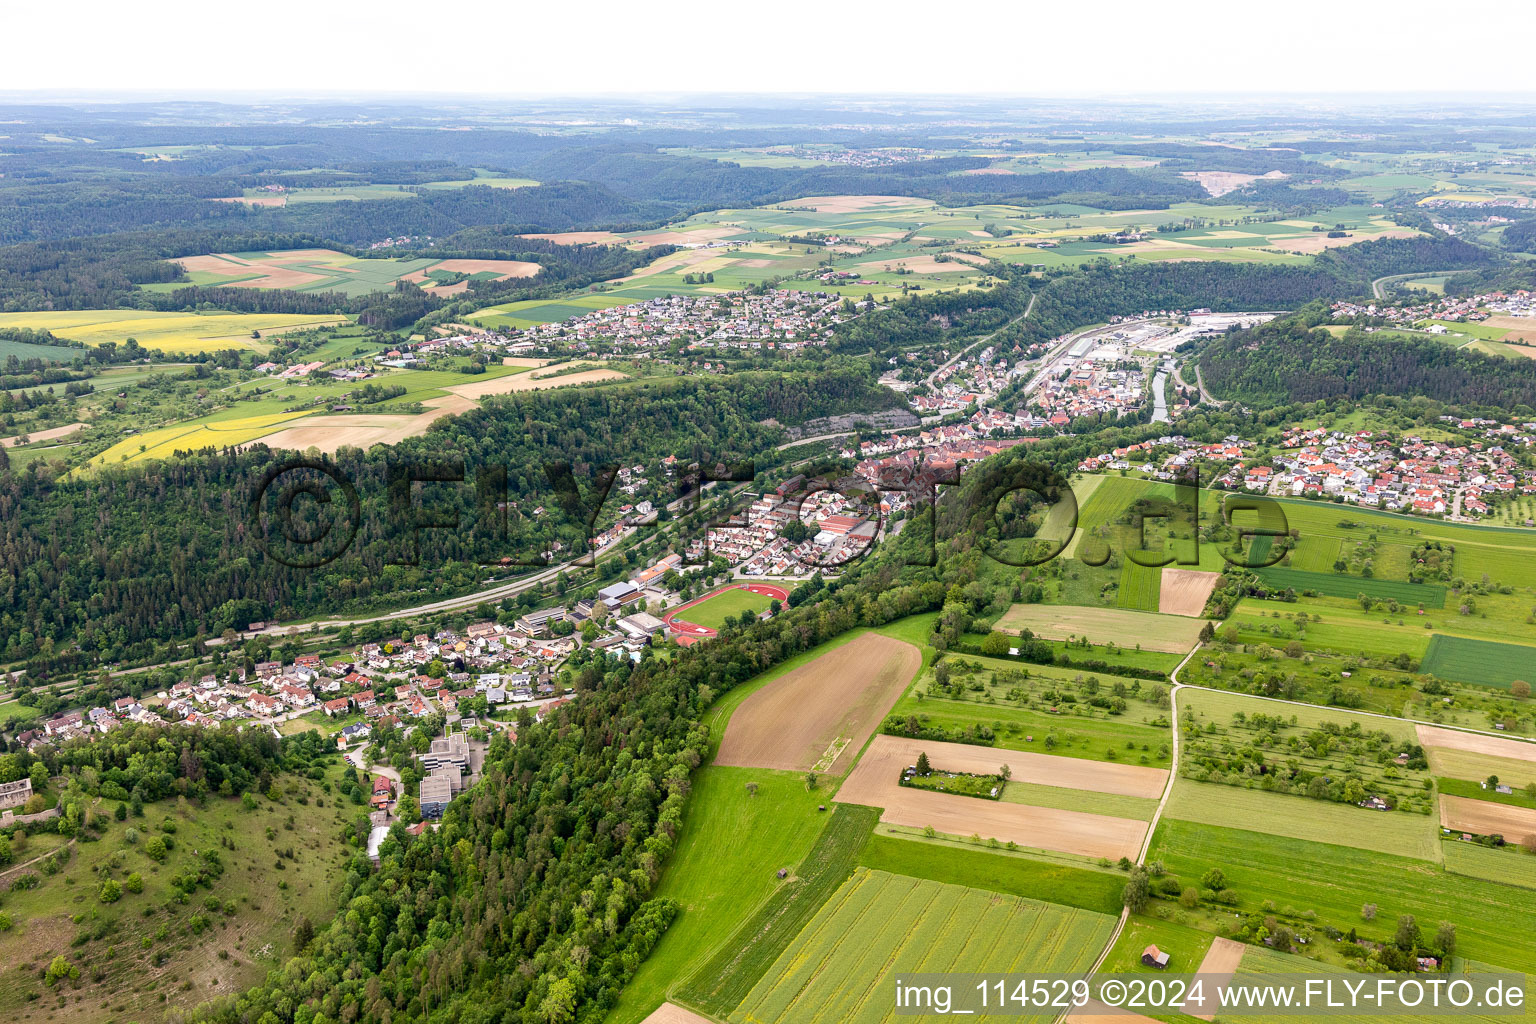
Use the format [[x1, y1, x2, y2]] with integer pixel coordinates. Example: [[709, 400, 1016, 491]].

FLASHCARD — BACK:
[[6, 0, 1535, 97]]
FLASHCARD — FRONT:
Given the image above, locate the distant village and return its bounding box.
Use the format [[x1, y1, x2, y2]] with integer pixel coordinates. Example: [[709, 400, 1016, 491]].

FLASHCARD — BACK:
[[1331, 289, 1536, 327], [491, 291, 860, 356], [1074, 418, 1536, 523]]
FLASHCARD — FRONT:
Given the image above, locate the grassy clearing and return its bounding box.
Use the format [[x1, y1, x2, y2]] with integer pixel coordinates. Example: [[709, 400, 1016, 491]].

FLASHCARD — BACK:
[[1098, 913, 1216, 975], [1424, 748, 1536, 790], [873, 823, 1115, 870], [1117, 559, 1163, 612], [1163, 779, 1439, 860], [0, 775, 352, 1023], [1421, 635, 1536, 691], [730, 868, 1114, 1024], [1225, 596, 1433, 661], [1179, 688, 1436, 815], [1150, 819, 1536, 973], [1000, 780, 1159, 819], [1437, 776, 1536, 809], [995, 604, 1205, 654], [1228, 944, 1524, 1024], [0, 337, 75, 363], [674, 802, 879, 1018], [606, 767, 831, 1024], [1440, 840, 1536, 890], [1179, 686, 1420, 742], [889, 654, 1172, 767], [1271, 497, 1536, 591]]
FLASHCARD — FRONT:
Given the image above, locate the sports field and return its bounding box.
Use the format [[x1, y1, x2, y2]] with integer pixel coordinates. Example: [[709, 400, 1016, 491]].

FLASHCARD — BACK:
[[1421, 635, 1536, 690], [994, 603, 1207, 653], [0, 310, 346, 355], [676, 586, 777, 631], [730, 868, 1115, 1024]]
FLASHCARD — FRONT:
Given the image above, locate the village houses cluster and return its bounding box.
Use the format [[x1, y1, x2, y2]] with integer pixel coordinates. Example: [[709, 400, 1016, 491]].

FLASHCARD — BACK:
[[1330, 289, 1536, 330], [1032, 358, 1147, 427], [19, 620, 598, 755], [687, 477, 881, 577], [1072, 421, 1536, 523], [491, 291, 856, 356], [909, 344, 1019, 415]]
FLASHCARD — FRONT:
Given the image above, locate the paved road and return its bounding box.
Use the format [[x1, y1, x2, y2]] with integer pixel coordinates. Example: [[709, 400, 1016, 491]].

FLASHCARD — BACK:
[[244, 482, 740, 640], [774, 425, 916, 453], [1192, 363, 1225, 406], [923, 292, 1037, 388], [1372, 269, 1464, 300]]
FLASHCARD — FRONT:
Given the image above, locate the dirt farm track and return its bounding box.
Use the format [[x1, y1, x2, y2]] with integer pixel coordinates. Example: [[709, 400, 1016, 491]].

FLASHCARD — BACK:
[[714, 632, 921, 773]]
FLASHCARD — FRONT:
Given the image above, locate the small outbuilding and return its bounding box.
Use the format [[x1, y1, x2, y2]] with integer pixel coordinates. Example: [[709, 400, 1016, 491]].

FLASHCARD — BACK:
[[1142, 944, 1170, 969]]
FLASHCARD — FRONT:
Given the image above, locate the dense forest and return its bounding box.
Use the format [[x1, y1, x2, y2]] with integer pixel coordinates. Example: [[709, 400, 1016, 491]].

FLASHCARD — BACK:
[[831, 279, 1034, 357], [0, 362, 899, 670], [1198, 308, 1536, 415], [1502, 217, 1536, 253]]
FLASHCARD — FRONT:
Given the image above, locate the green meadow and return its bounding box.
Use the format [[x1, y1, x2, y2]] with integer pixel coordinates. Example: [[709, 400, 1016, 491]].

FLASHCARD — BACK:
[[857, 834, 1125, 914], [730, 868, 1114, 1024], [1421, 635, 1536, 690], [1162, 778, 1440, 860], [606, 766, 833, 1024], [1150, 819, 1536, 972]]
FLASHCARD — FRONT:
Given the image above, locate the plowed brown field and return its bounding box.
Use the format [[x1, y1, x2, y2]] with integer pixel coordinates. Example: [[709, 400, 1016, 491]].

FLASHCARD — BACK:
[[714, 633, 921, 772]]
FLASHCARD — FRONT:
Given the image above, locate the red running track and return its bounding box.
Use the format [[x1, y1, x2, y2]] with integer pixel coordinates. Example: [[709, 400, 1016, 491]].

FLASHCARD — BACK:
[[662, 583, 790, 645]]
